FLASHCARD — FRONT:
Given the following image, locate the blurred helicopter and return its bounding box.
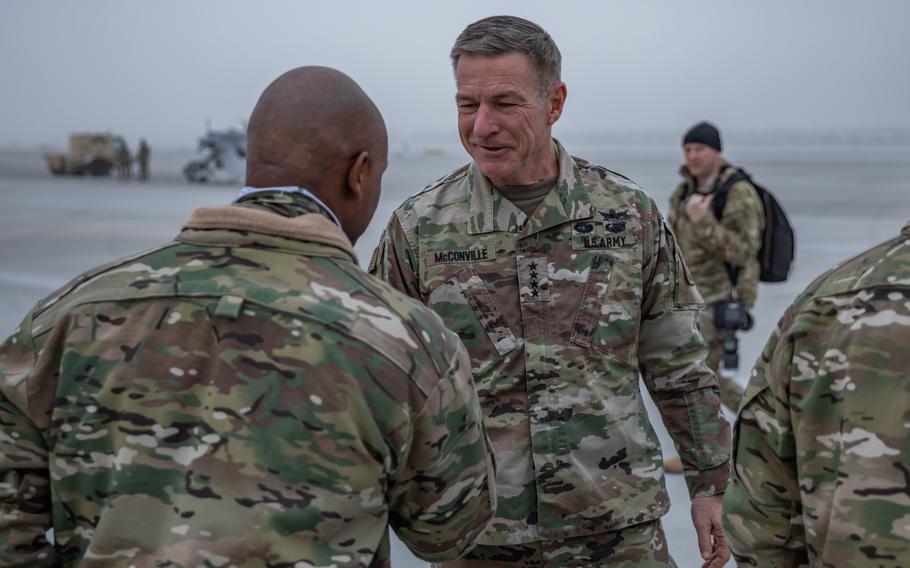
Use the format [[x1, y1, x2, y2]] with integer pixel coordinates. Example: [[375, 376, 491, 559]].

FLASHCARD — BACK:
[[183, 127, 246, 184]]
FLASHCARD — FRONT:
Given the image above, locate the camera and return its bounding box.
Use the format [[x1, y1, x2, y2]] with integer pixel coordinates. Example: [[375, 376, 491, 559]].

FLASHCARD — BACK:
[[721, 332, 739, 373], [713, 300, 754, 331], [713, 300, 753, 374]]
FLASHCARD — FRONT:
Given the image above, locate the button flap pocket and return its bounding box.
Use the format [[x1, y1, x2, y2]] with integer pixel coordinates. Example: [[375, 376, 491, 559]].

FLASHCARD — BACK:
[[428, 267, 518, 362]]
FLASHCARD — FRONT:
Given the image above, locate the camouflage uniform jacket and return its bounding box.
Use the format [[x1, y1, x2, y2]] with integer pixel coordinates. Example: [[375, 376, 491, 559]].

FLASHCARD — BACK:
[[370, 140, 731, 545], [668, 162, 764, 305], [723, 220, 910, 567], [0, 203, 495, 567]]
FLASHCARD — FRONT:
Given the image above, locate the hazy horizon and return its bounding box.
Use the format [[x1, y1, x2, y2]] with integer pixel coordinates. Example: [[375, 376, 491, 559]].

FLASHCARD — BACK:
[[2, 0, 908, 150], [6, 125, 910, 156]]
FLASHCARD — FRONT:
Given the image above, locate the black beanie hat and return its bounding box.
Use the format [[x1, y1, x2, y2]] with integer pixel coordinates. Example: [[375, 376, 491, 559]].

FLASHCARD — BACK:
[[682, 121, 722, 152]]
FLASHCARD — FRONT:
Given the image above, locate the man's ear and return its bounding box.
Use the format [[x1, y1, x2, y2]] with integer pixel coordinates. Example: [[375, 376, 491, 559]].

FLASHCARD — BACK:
[[346, 150, 370, 200], [547, 83, 567, 125]]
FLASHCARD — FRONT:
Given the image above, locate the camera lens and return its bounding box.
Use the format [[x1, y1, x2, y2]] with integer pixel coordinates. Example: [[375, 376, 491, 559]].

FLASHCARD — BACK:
[[722, 333, 739, 370]]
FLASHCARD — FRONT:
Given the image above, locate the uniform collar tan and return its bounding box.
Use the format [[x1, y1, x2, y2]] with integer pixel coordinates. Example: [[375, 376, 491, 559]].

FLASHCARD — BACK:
[[182, 205, 356, 262]]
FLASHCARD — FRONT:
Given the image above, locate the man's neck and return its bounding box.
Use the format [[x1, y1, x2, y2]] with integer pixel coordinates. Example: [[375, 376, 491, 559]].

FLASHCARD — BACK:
[[695, 165, 721, 189], [526, 143, 560, 186], [234, 188, 339, 226], [489, 142, 558, 187]]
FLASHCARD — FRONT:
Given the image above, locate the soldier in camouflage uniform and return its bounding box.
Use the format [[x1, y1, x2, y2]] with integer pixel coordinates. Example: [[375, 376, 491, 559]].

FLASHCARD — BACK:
[[723, 220, 910, 567], [136, 138, 150, 181], [668, 122, 764, 412], [116, 141, 131, 180], [370, 16, 731, 568], [0, 67, 495, 567]]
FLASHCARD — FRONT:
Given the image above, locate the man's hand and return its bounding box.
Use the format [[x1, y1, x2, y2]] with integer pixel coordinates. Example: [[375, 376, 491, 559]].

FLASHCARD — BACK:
[[685, 193, 715, 222], [691, 493, 730, 568]]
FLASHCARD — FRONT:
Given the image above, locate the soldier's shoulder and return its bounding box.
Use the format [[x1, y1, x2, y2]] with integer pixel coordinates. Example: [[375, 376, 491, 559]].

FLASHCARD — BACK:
[[361, 270, 462, 391], [726, 179, 763, 209], [574, 157, 638, 188], [308, 265, 458, 391], [572, 156, 658, 213], [718, 165, 760, 198], [394, 163, 471, 221], [29, 241, 178, 334], [769, 229, 910, 389], [805, 230, 910, 302], [779, 229, 910, 327], [358, 266, 451, 332]]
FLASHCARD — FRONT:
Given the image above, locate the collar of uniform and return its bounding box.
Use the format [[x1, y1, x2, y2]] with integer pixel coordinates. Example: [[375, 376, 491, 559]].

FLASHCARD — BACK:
[[466, 138, 592, 235], [233, 186, 343, 228], [179, 205, 357, 262], [679, 163, 695, 184]]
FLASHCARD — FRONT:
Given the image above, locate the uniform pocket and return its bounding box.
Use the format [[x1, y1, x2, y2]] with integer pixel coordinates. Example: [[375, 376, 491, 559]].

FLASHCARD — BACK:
[[428, 267, 518, 372], [570, 254, 641, 364], [664, 223, 704, 309]]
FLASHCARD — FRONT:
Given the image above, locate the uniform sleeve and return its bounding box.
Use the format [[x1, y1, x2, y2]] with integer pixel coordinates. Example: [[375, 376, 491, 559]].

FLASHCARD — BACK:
[[0, 317, 54, 566], [722, 310, 808, 567], [387, 337, 495, 561], [666, 183, 684, 234], [688, 181, 764, 267], [369, 212, 423, 301], [638, 199, 731, 498]]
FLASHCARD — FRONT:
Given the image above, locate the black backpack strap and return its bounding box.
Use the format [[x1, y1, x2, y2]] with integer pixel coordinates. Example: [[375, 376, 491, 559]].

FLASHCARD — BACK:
[[677, 179, 695, 224], [711, 165, 748, 220], [712, 166, 751, 291], [680, 179, 693, 203]]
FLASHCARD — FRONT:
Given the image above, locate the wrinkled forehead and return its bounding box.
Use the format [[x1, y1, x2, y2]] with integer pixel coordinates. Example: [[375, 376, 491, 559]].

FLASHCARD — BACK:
[[454, 52, 539, 95]]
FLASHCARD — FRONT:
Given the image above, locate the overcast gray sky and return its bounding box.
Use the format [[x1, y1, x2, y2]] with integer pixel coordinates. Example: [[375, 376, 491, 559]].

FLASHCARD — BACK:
[[2, 0, 908, 149]]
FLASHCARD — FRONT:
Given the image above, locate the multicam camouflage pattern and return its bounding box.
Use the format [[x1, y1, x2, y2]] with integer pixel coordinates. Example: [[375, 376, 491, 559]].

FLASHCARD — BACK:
[[0, 198, 495, 566], [235, 187, 337, 219], [435, 520, 675, 568], [667, 162, 764, 305], [697, 310, 746, 412], [370, 140, 731, 545], [723, 220, 910, 567]]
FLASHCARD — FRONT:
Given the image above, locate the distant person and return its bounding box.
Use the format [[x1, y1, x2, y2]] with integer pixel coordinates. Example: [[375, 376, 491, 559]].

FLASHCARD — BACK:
[[0, 67, 494, 566], [723, 218, 910, 566], [137, 137, 150, 180], [668, 122, 764, 413], [117, 142, 131, 179], [371, 16, 730, 567]]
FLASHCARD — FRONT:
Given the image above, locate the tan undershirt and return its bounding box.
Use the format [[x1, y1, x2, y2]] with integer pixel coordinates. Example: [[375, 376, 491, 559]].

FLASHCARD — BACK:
[[695, 169, 720, 194], [494, 176, 558, 217]]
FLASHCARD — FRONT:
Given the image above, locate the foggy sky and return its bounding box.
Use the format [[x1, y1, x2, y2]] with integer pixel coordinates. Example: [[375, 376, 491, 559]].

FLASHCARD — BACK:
[[2, 0, 909, 149]]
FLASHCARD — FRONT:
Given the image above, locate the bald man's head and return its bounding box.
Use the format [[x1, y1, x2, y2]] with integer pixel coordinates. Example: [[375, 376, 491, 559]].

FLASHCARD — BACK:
[[245, 67, 388, 243]]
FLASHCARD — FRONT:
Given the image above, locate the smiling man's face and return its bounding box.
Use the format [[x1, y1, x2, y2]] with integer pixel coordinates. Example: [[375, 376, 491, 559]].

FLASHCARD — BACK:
[[455, 52, 565, 187]]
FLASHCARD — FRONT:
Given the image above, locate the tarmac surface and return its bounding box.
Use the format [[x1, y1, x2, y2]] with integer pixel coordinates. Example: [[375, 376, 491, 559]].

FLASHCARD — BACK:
[[1, 142, 909, 566]]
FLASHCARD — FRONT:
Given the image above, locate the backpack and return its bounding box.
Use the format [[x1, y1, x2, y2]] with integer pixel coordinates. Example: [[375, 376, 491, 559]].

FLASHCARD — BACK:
[[682, 166, 795, 284]]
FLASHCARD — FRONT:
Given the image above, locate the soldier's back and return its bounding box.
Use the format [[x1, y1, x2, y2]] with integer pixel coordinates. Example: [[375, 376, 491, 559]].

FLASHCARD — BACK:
[[726, 221, 910, 567], [0, 219, 492, 566]]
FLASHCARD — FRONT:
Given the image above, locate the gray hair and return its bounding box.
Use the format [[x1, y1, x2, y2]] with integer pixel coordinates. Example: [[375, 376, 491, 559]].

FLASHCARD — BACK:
[[450, 15, 562, 95]]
